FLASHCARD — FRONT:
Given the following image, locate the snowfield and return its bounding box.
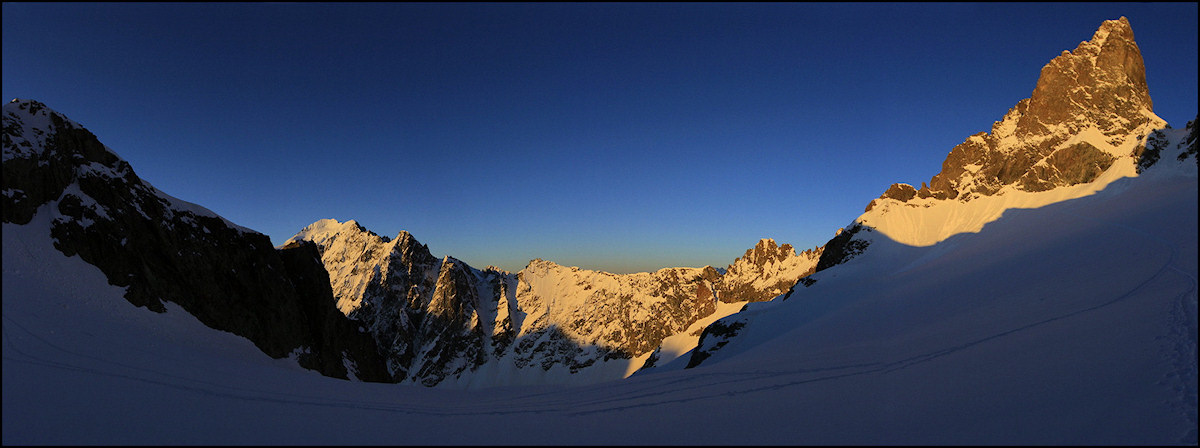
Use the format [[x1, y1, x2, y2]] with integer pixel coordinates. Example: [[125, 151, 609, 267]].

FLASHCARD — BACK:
[[4, 150, 1194, 444]]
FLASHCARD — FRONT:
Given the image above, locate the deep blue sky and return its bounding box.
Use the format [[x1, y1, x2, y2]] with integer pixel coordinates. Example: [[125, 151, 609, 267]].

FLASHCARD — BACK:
[[4, 3, 1197, 274]]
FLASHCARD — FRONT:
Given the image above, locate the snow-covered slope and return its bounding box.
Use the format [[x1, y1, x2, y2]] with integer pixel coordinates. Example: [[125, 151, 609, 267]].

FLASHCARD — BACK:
[[5, 112, 1194, 445]]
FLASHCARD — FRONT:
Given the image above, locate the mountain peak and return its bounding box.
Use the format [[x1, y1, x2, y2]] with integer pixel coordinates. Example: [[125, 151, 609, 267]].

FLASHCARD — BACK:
[[1089, 16, 1133, 48], [288, 218, 361, 244], [288, 218, 409, 247], [867, 17, 1165, 209], [847, 17, 1176, 255], [9, 98, 47, 109], [1075, 16, 1132, 52], [1025, 16, 1152, 134]]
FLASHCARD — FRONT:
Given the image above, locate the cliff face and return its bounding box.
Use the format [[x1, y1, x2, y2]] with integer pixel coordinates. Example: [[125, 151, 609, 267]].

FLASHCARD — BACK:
[[825, 17, 1177, 274], [2, 99, 391, 382], [874, 17, 1164, 209]]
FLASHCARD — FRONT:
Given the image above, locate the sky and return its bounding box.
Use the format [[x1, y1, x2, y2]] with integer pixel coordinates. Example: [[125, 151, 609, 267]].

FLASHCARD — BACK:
[[3, 2, 1197, 274]]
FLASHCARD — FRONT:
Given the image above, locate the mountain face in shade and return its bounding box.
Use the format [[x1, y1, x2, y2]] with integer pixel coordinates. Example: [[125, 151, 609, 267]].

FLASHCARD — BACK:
[[285, 219, 822, 386], [1, 99, 392, 382]]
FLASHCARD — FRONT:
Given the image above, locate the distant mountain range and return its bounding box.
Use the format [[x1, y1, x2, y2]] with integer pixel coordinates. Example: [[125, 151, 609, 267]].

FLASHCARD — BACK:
[[2, 16, 1195, 390]]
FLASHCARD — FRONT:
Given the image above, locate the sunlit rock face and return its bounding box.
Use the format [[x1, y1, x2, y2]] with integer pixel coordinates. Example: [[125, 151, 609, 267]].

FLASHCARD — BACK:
[[875, 17, 1164, 207], [687, 19, 1197, 374], [2, 99, 392, 382], [837, 17, 1173, 269], [715, 238, 821, 304], [934, 17, 1160, 198], [290, 221, 824, 386]]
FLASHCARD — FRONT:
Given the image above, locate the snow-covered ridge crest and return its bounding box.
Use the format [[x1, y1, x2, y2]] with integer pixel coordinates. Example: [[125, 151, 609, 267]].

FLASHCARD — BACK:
[[2, 98, 254, 233], [4, 98, 89, 162]]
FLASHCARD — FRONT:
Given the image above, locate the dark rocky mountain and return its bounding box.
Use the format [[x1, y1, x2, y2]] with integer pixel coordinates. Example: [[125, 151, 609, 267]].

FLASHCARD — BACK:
[[2, 99, 392, 382]]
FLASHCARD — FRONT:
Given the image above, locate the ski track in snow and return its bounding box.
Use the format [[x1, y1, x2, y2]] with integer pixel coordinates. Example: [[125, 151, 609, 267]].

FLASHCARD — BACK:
[[1074, 209, 1200, 445], [2, 314, 392, 411]]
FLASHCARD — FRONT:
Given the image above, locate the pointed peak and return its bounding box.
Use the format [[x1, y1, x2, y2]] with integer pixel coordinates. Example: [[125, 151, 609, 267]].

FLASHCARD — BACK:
[[897, 15, 1160, 206], [392, 229, 423, 246], [1075, 16, 1135, 53], [288, 218, 386, 246], [1100, 16, 1133, 36], [7, 98, 47, 110], [482, 265, 510, 276], [301, 218, 355, 233], [524, 258, 563, 270], [728, 237, 798, 271], [2, 98, 86, 132], [341, 219, 367, 233], [755, 238, 777, 249]]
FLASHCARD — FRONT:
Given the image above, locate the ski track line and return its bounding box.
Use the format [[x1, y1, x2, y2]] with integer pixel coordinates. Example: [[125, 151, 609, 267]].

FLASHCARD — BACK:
[[1075, 211, 1199, 445], [1, 314, 422, 412]]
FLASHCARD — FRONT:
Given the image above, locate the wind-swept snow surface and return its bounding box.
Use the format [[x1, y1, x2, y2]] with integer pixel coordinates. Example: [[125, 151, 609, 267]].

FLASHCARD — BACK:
[[4, 151, 1194, 444]]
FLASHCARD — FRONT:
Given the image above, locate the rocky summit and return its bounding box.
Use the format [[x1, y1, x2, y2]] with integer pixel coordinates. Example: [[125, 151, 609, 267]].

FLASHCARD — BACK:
[[694, 17, 1199, 371], [872, 16, 1165, 208], [828, 17, 1187, 264]]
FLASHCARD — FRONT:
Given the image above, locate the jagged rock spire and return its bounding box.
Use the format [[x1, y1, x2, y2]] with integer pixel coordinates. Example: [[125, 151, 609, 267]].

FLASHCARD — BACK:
[[872, 16, 1166, 205], [1023, 16, 1152, 136]]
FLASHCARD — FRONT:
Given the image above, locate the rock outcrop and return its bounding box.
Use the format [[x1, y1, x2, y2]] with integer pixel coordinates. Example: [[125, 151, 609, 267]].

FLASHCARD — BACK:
[[715, 238, 821, 304], [878, 17, 1163, 206], [830, 17, 1173, 273]]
